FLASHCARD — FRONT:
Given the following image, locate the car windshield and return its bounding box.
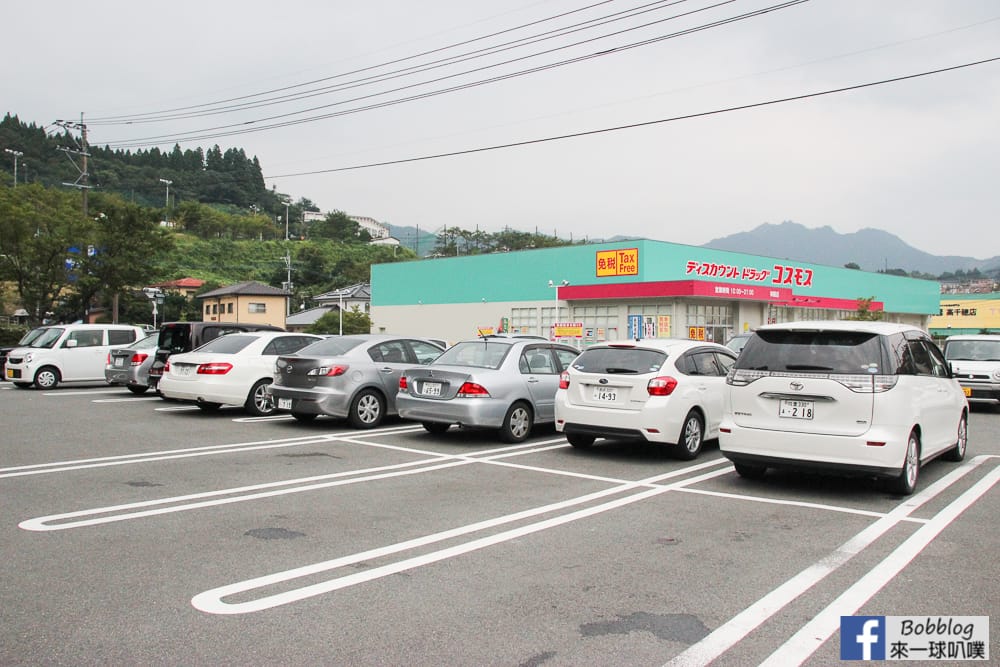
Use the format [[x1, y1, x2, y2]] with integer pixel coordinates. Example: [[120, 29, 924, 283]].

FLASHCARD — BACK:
[[571, 347, 666, 374], [434, 341, 513, 369], [944, 339, 1000, 361], [193, 335, 256, 354], [295, 336, 366, 357], [29, 327, 65, 349], [19, 327, 48, 346], [736, 330, 884, 373]]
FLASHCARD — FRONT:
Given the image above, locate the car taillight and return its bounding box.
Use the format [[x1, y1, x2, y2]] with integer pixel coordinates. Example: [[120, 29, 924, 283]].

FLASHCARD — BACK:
[[647, 376, 678, 396], [727, 369, 766, 386], [398, 376, 408, 391], [833, 374, 898, 393], [457, 382, 490, 397], [163, 361, 171, 373], [197, 362, 233, 375], [307, 365, 348, 377], [131, 353, 149, 366], [559, 371, 570, 390], [106, 353, 112, 364]]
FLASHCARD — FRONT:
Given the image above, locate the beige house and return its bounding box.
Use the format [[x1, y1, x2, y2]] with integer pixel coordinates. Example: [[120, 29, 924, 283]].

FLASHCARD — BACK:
[[197, 281, 290, 329]]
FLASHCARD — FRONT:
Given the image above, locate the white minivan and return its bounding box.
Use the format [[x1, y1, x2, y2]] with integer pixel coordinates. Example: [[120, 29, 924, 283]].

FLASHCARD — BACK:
[[719, 321, 968, 495], [5, 324, 146, 389]]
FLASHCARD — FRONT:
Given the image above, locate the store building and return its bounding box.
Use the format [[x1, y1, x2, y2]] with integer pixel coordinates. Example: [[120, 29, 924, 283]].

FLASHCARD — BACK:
[[928, 292, 1000, 338], [370, 240, 940, 346]]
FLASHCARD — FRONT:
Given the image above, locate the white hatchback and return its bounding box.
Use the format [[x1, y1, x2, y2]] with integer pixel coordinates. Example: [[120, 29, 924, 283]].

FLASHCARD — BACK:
[[5, 324, 146, 389], [720, 321, 968, 494], [555, 339, 737, 459]]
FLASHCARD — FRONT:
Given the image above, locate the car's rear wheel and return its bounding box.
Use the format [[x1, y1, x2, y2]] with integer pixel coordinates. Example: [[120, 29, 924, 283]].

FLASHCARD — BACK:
[[348, 389, 384, 429], [942, 413, 967, 462], [126, 385, 149, 395], [245, 379, 275, 416], [33, 366, 60, 390], [422, 422, 450, 435], [734, 463, 767, 480], [197, 401, 222, 412], [675, 410, 704, 460], [887, 430, 920, 495], [566, 433, 595, 448], [291, 411, 317, 423], [499, 401, 533, 443]]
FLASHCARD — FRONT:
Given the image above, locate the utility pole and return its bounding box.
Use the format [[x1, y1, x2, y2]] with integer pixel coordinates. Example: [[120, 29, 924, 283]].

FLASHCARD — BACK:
[[54, 113, 91, 216]]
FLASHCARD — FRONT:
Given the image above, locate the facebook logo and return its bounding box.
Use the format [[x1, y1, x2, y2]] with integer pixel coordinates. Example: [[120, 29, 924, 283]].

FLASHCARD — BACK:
[[841, 616, 886, 660]]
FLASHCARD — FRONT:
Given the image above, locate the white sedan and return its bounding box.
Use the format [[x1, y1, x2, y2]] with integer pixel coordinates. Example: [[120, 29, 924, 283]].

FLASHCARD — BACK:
[[158, 332, 322, 415]]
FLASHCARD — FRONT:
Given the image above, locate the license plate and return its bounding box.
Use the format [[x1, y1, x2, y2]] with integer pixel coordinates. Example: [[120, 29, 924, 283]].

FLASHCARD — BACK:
[[422, 382, 442, 397], [592, 387, 618, 402], [963, 387, 972, 397], [779, 399, 814, 419], [175, 366, 192, 376], [114, 358, 125, 367], [277, 398, 292, 410]]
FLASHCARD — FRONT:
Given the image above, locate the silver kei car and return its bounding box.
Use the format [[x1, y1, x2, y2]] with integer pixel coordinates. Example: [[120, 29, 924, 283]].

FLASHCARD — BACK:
[[268, 334, 445, 428], [396, 337, 580, 442], [105, 333, 159, 394]]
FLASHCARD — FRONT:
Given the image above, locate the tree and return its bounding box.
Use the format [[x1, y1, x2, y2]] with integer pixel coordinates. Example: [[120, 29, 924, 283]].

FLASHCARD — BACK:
[[306, 305, 371, 335], [847, 296, 883, 321], [844, 262, 861, 270], [309, 211, 364, 242]]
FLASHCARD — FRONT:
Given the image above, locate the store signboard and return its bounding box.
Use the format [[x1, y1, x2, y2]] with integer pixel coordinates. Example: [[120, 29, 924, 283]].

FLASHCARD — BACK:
[[596, 248, 639, 277], [553, 322, 584, 338]]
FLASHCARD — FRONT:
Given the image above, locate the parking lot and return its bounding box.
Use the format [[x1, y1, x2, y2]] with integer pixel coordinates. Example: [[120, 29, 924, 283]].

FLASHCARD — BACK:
[[2, 383, 997, 666]]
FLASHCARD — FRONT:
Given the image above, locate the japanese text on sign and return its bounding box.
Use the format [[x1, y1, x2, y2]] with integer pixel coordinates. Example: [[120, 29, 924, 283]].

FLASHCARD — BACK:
[[685, 260, 814, 287], [597, 248, 639, 277]]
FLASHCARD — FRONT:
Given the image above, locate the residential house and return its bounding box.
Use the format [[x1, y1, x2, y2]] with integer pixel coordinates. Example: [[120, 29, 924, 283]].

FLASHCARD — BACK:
[[197, 281, 290, 328]]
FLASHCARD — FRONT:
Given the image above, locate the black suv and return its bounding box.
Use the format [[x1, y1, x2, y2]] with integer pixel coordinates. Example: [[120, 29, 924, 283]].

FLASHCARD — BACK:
[[147, 321, 284, 390]]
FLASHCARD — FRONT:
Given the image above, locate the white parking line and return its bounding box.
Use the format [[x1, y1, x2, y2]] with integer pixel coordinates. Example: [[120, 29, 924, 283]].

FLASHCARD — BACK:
[[191, 464, 734, 614], [0, 426, 424, 479], [44, 389, 128, 396], [663, 455, 995, 667], [677, 487, 930, 523], [759, 461, 1000, 666], [92, 397, 163, 403]]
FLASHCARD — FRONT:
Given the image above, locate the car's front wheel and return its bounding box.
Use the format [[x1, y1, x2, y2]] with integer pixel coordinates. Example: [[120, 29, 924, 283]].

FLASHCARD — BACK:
[[887, 430, 920, 495], [245, 379, 275, 416], [348, 389, 385, 429], [499, 401, 533, 443], [675, 410, 704, 460], [33, 366, 60, 390]]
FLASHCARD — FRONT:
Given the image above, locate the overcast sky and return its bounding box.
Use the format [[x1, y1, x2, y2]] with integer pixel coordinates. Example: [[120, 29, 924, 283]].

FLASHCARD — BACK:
[[7, 0, 999, 257]]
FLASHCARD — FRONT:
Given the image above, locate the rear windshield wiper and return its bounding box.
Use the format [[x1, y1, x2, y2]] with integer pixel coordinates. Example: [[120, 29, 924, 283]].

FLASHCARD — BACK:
[[784, 364, 835, 371], [603, 367, 638, 374]]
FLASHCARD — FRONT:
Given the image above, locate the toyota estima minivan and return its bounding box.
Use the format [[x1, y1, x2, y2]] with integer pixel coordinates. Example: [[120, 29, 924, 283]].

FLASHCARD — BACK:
[[719, 321, 968, 495]]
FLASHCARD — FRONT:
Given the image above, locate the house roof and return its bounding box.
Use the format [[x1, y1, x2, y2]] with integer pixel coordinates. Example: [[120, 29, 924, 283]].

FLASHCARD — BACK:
[[285, 306, 333, 327], [314, 283, 370, 302], [197, 280, 290, 299], [152, 277, 205, 289]]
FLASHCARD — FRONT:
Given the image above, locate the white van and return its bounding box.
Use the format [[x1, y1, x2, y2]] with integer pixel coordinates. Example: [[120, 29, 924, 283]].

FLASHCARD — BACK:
[[719, 321, 968, 495], [5, 324, 147, 389], [942, 334, 1000, 406]]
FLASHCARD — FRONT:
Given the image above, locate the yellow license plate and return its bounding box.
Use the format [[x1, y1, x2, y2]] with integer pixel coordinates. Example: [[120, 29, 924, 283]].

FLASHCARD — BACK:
[[963, 387, 972, 397]]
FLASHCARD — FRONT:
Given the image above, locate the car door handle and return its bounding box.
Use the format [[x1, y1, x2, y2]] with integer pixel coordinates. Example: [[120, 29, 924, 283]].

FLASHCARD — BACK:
[[379, 366, 395, 373], [528, 377, 540, 383]]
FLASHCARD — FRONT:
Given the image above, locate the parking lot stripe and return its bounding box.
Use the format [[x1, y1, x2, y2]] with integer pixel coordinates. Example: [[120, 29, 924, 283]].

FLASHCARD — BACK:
[[663, 455, 993, 667], [759, 460, 1000, 666], [676, 487, 931, 523], [191, 465, 735, 615]]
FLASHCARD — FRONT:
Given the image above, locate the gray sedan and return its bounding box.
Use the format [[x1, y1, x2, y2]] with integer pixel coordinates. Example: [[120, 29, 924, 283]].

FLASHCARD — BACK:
[[104, 334, 159, 394], [396, 337, 580, 442], [268, 334, 445, 428]]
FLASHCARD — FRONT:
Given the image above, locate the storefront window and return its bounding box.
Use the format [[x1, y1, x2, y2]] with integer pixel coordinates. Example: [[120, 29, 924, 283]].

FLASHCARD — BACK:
[[510, 307, 538, 335], [627, 304, 674, 339], [685, 303, 733, 343], [571, 304, 620, 344]]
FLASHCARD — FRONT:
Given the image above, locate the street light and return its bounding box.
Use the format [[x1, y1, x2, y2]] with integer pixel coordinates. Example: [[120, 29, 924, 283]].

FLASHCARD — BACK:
[[548, 279, 569, 340], [5, 148, 24, 188], [159, 178, 172, 222]]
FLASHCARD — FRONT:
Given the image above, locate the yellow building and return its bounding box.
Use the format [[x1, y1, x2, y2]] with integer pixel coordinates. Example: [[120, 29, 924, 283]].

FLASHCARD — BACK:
[[197, 281, 290, 329], [929, 292, 1000, 337]]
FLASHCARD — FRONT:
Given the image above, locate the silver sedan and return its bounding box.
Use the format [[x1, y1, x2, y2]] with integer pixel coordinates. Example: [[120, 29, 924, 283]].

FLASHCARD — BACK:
[[268, 334, 445, 428], [396, 337, 580, 442]]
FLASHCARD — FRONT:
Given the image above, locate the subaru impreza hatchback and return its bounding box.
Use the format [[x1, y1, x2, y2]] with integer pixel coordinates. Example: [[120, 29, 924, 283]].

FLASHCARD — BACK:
[[719, 321, 968, 494]]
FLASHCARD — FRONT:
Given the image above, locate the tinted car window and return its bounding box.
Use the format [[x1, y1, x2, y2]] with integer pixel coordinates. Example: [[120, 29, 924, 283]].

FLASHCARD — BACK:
[[194, 335, 256, 354], [571, 347, 666, 374], [737, 330, 884, 374], [552, 347, 579, 371], [108, 329, 137, 345], [687, 351, 723, 376], [296, 337, 366, 357], [262, 336, 317, 356], [372, 341, 408, 363], [434, 341, 513, 369], [522, 349, 556, 374], [158, 325, 190, 353]]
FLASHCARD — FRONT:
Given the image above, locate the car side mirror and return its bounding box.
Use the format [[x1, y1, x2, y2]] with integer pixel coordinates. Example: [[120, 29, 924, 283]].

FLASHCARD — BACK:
[[64, 339, 78, 348]]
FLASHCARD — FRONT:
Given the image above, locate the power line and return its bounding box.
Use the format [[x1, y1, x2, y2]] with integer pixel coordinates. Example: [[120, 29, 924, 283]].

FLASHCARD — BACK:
[[263, 56, 1000, 178], [101, 0, 800, 149]]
